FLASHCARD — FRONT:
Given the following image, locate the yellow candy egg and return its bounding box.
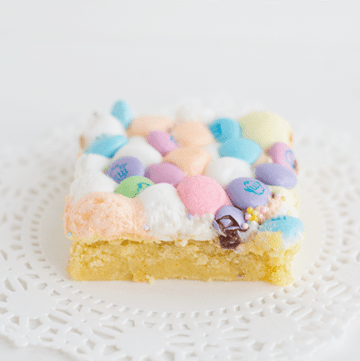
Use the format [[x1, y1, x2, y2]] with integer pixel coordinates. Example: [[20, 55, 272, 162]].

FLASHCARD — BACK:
[[238, 111, 293, 150]]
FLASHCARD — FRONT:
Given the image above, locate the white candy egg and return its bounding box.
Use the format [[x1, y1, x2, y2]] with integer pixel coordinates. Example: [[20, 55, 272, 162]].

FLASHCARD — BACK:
[[112, 136, 162, 168], [205, 157, 253, 187]]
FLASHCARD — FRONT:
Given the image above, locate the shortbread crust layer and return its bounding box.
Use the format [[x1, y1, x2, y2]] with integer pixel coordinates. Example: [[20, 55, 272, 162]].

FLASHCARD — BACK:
[[67, 234, 300, 286]]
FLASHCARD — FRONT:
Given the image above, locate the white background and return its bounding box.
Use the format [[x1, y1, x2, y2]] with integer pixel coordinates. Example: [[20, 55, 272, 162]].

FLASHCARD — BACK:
[[0, 1, 360, 360]]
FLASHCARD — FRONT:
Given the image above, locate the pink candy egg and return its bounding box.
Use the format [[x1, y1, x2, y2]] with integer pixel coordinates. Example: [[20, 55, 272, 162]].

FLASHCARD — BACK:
[[177, 175, 232, 216], [145, 162, 185, 186], [147, 131, 178, 156], [268, 142, 297, 173]]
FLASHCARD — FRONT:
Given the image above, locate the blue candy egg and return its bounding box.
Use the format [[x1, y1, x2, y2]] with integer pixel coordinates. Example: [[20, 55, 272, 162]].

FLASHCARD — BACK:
[[259, 215, 304, 248], [84, 134, 128, 158], [111, 100, 133, 129], [219, 138, 262, 164], [208, 118, 241, 143]]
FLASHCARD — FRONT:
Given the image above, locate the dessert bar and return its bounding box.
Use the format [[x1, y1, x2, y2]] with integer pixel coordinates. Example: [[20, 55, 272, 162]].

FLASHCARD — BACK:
[[64, 101, 304, 285]]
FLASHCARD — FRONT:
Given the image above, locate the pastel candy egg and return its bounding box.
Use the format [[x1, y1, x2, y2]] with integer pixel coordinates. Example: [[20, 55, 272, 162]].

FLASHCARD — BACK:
[[269, 142, 297, 172], [258, 215, 304, 248], [238, 111, 293, 150], [115, 176, 154, 198], [164, 146, 212, 176], [255, 163, 297, 188], [177, 175, 232, 216], [208, 118, 241, 143], [213, 206, 247, 232], [127, 115, 175, 138], [204, 157, 252, 187], [84, 134, 128, 158], [81, 114, 127, 149], [145, 163, 185, 186], [171, 122, 215, 147], [112, 136, 162, 168], [147, 131, 178, 156], [226, 177, 271, 210], [106, 156, 145, 184], [219, 138, 262, 165], [111, 100, 133, 129]]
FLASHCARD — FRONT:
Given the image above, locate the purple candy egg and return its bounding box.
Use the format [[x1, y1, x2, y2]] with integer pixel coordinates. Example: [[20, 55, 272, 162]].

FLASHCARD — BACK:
[[226, 177, 271, 210], [106, 156, 145, 183], [212, 219, 221, 233], [255, 163, 297, 188], [145, 162, 185, 186], [220, 218, 232, 227], [215, 205, 246, 230], [147, 131, 178, 156], [269, 142, 297, 172]]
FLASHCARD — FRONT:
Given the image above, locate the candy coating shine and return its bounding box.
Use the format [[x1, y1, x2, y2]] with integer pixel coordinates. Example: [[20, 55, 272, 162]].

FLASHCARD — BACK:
[[226, 177, 271, 210]]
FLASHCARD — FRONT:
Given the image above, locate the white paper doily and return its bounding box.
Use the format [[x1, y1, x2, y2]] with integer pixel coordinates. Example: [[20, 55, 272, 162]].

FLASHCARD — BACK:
[[1, 122, 360, 361]]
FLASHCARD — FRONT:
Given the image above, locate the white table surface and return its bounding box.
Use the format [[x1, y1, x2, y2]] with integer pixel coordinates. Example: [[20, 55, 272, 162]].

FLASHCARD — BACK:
[[1, 1, 360, 360]]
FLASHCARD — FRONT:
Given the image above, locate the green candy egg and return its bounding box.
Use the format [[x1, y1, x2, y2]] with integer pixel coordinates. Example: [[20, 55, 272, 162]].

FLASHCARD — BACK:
[[115, 176, 154, 198]]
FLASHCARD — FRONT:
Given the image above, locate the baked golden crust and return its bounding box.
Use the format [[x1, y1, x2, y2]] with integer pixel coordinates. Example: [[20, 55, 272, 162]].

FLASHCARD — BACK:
[[67, 233, 300, 286]]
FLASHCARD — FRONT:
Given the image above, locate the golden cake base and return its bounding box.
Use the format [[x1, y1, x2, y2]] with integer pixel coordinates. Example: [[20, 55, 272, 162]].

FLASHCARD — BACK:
[[67, 233, 300, 286]]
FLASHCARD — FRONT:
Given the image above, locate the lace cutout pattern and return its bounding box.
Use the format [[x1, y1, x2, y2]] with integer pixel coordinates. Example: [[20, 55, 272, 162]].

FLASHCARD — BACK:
[[0, 122, 359, 361]]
